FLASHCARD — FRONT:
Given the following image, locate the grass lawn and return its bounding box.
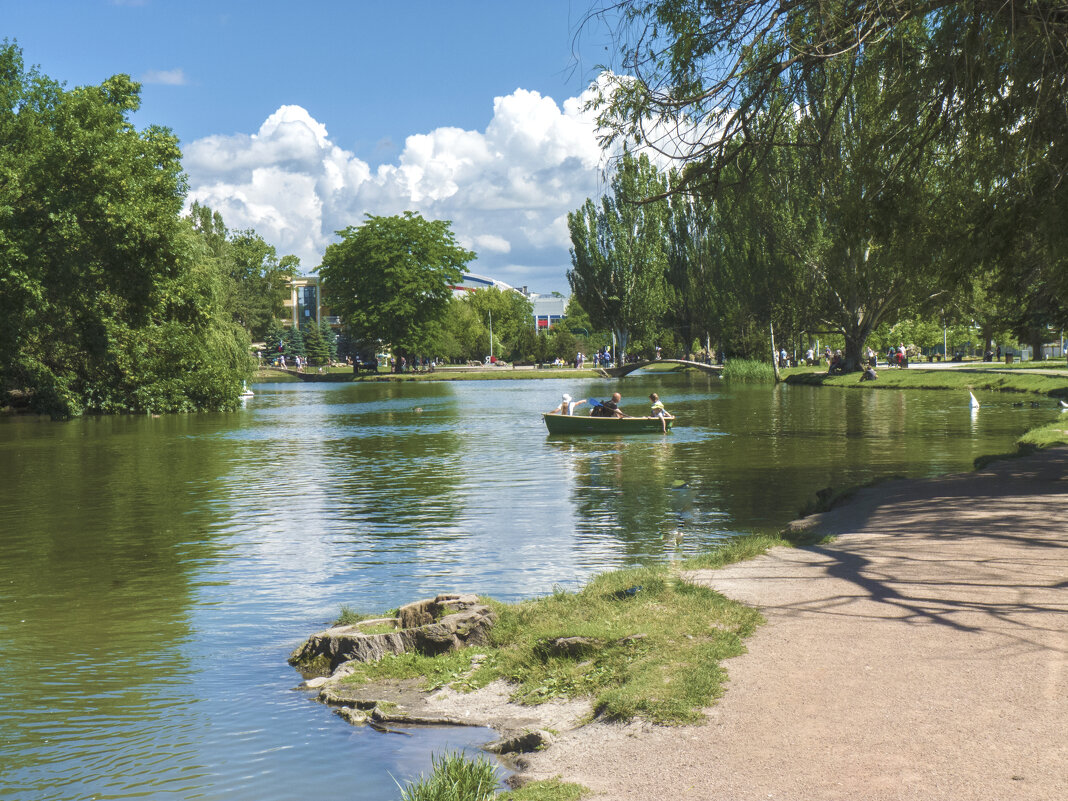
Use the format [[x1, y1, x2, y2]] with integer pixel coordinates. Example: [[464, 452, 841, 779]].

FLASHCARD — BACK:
[[783, 366, 1068, 397]]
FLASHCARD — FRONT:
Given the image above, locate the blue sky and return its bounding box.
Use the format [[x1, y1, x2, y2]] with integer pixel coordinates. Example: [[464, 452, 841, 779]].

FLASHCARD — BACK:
[[6, 0, 621, 291]]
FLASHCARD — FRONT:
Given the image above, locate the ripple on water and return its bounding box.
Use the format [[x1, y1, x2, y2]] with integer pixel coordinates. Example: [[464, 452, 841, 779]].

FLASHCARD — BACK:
[[0, 377, 1051, 800]]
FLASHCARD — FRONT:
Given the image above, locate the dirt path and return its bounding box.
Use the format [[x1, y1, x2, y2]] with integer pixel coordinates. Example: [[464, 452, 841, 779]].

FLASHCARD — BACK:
[[523, 448, 1068, 800]]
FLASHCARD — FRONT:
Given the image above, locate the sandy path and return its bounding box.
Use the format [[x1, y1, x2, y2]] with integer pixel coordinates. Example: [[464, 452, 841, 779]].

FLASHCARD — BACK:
[[522, 448, 1068, 800]]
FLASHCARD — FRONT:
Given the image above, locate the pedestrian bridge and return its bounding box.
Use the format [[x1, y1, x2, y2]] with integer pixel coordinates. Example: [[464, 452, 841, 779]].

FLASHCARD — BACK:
[[598, 359, 723, 378]]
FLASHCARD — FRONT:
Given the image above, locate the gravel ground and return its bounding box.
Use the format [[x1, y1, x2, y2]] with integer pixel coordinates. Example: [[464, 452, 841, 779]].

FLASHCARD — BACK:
[[522, 447, 1068, 800]]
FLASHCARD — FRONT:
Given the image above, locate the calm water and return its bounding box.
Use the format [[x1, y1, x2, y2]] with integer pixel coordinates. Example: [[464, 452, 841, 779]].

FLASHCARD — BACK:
[[0, 375, 1055, 800]]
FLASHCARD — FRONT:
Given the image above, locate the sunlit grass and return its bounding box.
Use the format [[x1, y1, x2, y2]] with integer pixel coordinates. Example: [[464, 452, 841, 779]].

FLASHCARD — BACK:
[[338, 556, 767, 725], [722, 359, 777, 383], [396, 751, 500, 801]]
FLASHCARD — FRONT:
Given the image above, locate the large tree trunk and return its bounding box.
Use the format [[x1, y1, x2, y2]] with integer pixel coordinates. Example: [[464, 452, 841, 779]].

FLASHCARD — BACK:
[[842, 317, 876, 372], [1029, 330, 1046, 361]]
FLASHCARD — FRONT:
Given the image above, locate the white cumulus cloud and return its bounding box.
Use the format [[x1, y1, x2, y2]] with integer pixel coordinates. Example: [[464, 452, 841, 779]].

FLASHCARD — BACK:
[[183, 84, 612, 291]]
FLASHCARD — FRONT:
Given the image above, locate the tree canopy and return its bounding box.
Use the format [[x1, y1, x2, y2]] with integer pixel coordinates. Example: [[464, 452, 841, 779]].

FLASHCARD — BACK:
[[0, 42, 252, 416], [568, 151, 670, 363], [577, 1, 1067, 364], [320, 212, 475, 365]]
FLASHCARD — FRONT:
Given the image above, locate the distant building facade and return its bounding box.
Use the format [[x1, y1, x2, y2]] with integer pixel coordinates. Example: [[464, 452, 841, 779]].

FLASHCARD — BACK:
[[282, 275, 338, 328], [284, 272, 566, 330]]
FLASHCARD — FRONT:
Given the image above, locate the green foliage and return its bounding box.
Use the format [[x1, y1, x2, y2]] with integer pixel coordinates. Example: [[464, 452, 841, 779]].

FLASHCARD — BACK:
[[318, 319, 338, 362], [592, 3, 1068, 367], [301, 322, 329, 365], [545, 326, 578, 362], [568, 151, 670, 363], [721, 359, 776, 384], [438, 287, 534, 363], [0, 44, 251, 416], [396, 751, 500, 801], [262, 318, 286, 361], [283, 326, 305, 359], [320, 212, 474, 364]]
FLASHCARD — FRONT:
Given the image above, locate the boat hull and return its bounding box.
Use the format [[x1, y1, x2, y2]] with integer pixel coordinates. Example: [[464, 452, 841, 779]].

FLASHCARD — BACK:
[[542, 413, 673, 434]]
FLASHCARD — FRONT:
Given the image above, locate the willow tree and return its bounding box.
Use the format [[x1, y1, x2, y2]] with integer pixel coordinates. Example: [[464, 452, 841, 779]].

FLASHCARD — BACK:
[[589, 2, 1068, 342], [567, 151, 670, 364]]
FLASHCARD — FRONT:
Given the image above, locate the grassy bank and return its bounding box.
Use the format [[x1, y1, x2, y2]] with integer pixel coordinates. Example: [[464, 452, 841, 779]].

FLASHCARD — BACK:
[[323, 532, 826, 727], [783, 366, 1068, 398]]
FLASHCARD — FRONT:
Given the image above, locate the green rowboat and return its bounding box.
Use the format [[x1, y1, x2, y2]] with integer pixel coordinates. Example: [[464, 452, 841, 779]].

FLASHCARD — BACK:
[[542, 413, 673, 434]]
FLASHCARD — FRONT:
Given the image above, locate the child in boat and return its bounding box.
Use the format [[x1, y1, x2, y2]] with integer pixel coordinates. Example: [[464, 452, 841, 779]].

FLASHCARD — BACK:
[[550, 394, 587, 416], [649, 393, 673, 432]]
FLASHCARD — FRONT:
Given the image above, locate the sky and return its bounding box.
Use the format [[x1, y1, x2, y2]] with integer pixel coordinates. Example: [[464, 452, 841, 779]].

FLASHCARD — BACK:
[[4, 0, 626, 293]]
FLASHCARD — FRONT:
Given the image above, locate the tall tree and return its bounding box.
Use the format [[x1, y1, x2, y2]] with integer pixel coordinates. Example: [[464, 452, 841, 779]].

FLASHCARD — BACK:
[[320, 212, 475, 371], [0, 43, 250, 416], [567, 151, 670, 364]]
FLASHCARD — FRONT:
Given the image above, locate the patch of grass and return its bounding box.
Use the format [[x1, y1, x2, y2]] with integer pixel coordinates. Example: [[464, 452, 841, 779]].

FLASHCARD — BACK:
[[1016, 419, 1068, 449], [252, 368, 300, 383], [339, 649, 493, 693], [974, 418, 1068, 469], [680, 532, 791, 571], [488, 566, 763, 724], [334, 605, 398, 626], [396, 750, 500, 801], [722, 358, 777, 383], [338, 564, 763, 724], [499, 778, 589, 801]]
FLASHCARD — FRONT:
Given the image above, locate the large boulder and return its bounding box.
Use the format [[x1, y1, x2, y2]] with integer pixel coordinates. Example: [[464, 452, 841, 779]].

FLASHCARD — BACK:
[[289, 593, 495, 675]]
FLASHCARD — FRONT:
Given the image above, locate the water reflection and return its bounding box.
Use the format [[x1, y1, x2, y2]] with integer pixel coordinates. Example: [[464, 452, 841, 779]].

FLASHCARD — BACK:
[[0, 377, 1057, 800]]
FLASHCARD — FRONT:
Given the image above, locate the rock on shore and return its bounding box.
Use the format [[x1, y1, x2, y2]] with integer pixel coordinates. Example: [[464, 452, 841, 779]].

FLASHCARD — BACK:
[[288, 593, 496, 675]]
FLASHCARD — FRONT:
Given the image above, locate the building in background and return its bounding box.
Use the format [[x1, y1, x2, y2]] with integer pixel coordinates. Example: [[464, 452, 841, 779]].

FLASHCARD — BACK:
[[529, 293, 567, 329], [282, 275, 338, 328], [284, 272, 566, 330]]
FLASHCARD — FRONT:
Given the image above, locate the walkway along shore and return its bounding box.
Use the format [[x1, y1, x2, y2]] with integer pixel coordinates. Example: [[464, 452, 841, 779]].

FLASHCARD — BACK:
[[522, 447, 1068, 801]]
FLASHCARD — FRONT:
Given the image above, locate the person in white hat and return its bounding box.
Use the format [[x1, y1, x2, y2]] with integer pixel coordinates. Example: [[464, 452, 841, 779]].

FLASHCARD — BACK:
[[549, 393, 587, 416]]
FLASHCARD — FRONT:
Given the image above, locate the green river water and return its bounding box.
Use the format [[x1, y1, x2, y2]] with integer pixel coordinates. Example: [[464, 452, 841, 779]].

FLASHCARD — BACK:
[[0, 374, 1056, 800]]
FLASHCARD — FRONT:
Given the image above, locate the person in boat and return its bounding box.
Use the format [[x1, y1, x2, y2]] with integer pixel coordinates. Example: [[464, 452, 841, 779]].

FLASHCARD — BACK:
[[549, 393, 587, 416], [591, 392, 625, 418], [648, 392, 674, 432]]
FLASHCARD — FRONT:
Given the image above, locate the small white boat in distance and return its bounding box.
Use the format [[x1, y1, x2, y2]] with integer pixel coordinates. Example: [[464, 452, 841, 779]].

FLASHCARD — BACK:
[[969, 391, 980, 409], [240, 381, 254, 398]]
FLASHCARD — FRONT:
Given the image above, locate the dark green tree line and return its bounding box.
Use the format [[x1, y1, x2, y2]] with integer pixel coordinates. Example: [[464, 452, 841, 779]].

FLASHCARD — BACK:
[[0, 43, 252, 416]]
